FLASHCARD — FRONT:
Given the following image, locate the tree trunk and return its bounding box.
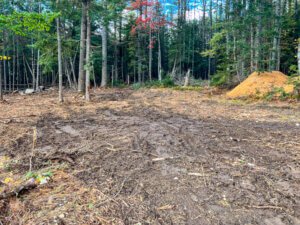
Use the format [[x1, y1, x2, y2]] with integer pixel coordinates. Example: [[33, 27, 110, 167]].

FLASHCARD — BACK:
[[137, 34, 142, 83], [69, 57, 77, 88], [0, 60, 2, 100], [56, 11, 63, 102], [3, 52, 7, 92], [297, 38, 300, 76], [36, 2, 42, 91], [65, 60, 73, 88], [78, 0, 88, 93], [12, 36, 16, 91], [31, 39, 36, 90], [271, 0, 281, 71], [92, 61, 97, 88], [23, 53, 30, 88], [16, 38, 20, 89], [158, 32, 162, 81], [250, 22, 255, 72], [233, 34, 240, 81], [208, 0, 213, 78], [119, 16, 124, 82], [133, 59, 136, 83], [114, 20, 118, 83], [254, 0, 262, 71], [184, 69, 191, 87], [85, 11, 91, 101], [3, 32, 7, 92], [225, 0, 230, 67], [137, 8, 142, 83], [202, 0, 206, 47], [148, 29, 152, 81], [36, 49, 40, 90], [101, 24, 108, 87], [8, 60, 11, 92]]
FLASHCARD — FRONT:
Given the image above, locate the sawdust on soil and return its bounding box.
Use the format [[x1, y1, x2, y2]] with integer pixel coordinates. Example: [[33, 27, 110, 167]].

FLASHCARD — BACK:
[[227, 71, 295, 99]]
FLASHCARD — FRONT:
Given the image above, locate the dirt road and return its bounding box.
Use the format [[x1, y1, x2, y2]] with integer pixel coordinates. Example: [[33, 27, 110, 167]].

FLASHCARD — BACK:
[[0, 89, 299, 224]]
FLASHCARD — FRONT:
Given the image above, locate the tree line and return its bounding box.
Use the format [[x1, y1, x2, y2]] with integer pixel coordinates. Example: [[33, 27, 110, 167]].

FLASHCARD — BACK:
[[0, 0, 299, 101]]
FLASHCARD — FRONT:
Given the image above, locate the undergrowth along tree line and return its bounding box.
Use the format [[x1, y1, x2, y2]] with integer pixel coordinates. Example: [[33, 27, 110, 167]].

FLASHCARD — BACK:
[[0, 0, 299, 101]]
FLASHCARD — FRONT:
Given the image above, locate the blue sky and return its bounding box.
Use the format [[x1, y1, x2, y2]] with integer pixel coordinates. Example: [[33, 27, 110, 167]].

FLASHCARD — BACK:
[[161, 0, 210, 20], [124, 0, 218, 21], [161, 0, 220, 11], [161, 0, 214, 9]]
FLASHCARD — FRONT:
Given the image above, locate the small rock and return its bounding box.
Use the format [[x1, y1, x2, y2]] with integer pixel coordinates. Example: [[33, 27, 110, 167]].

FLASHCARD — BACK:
[[25, 89, 35, 94]]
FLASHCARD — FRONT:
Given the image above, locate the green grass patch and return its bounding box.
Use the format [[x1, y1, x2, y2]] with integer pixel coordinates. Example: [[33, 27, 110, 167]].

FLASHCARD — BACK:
[[131, 76, 175, 90], [263, 87, 292, 101], [172, 86, 203, 91]]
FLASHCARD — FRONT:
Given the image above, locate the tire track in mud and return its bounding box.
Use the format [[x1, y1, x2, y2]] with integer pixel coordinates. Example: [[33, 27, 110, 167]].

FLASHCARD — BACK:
[[6, 102, 300, 224]]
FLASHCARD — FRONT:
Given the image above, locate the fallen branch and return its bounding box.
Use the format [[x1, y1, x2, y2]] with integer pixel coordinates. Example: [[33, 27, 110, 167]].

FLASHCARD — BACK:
[[188, 173, 209, 177], [152, 157, 175, 162], [152, 157, 167, 162], [0, 178, 37, 200], [246, 205, 284, 210], [157, 205, 176, 210]]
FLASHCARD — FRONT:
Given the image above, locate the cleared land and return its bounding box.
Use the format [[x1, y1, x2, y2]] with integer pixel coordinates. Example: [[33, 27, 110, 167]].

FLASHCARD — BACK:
[[0, 88, 299, 225]]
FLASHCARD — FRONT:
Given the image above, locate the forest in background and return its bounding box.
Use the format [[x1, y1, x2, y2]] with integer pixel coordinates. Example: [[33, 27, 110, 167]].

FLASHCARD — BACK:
[[0, 0, 299, 101]]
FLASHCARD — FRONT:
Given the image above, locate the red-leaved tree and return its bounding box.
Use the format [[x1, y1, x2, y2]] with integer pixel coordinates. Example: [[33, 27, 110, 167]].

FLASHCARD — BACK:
[[128, 0, 168, 81]]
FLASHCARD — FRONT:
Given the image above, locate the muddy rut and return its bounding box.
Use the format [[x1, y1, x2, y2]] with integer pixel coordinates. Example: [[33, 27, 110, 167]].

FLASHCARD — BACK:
[[1, 89, 300, 224], [34, 110, 300, 223]]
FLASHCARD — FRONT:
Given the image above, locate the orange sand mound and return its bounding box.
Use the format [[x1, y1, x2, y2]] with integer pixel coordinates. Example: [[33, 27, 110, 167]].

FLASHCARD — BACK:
[[227, 71, 294, 98]]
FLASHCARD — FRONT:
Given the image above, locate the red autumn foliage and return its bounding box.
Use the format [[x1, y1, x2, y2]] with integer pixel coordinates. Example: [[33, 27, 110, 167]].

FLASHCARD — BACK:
[[129, 0, 155, 9], [129, 0, 169, 47]]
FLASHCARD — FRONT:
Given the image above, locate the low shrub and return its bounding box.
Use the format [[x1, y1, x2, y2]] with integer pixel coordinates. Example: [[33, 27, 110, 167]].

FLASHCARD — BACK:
[[131, 76, 176, 89]]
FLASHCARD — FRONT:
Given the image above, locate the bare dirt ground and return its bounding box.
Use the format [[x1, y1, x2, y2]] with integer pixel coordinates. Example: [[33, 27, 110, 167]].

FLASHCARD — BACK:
[[0, 88, 300, 225]]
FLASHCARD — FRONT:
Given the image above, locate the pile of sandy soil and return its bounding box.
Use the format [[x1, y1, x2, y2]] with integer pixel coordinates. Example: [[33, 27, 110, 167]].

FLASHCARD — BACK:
[[227, 71, 294, 98]]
